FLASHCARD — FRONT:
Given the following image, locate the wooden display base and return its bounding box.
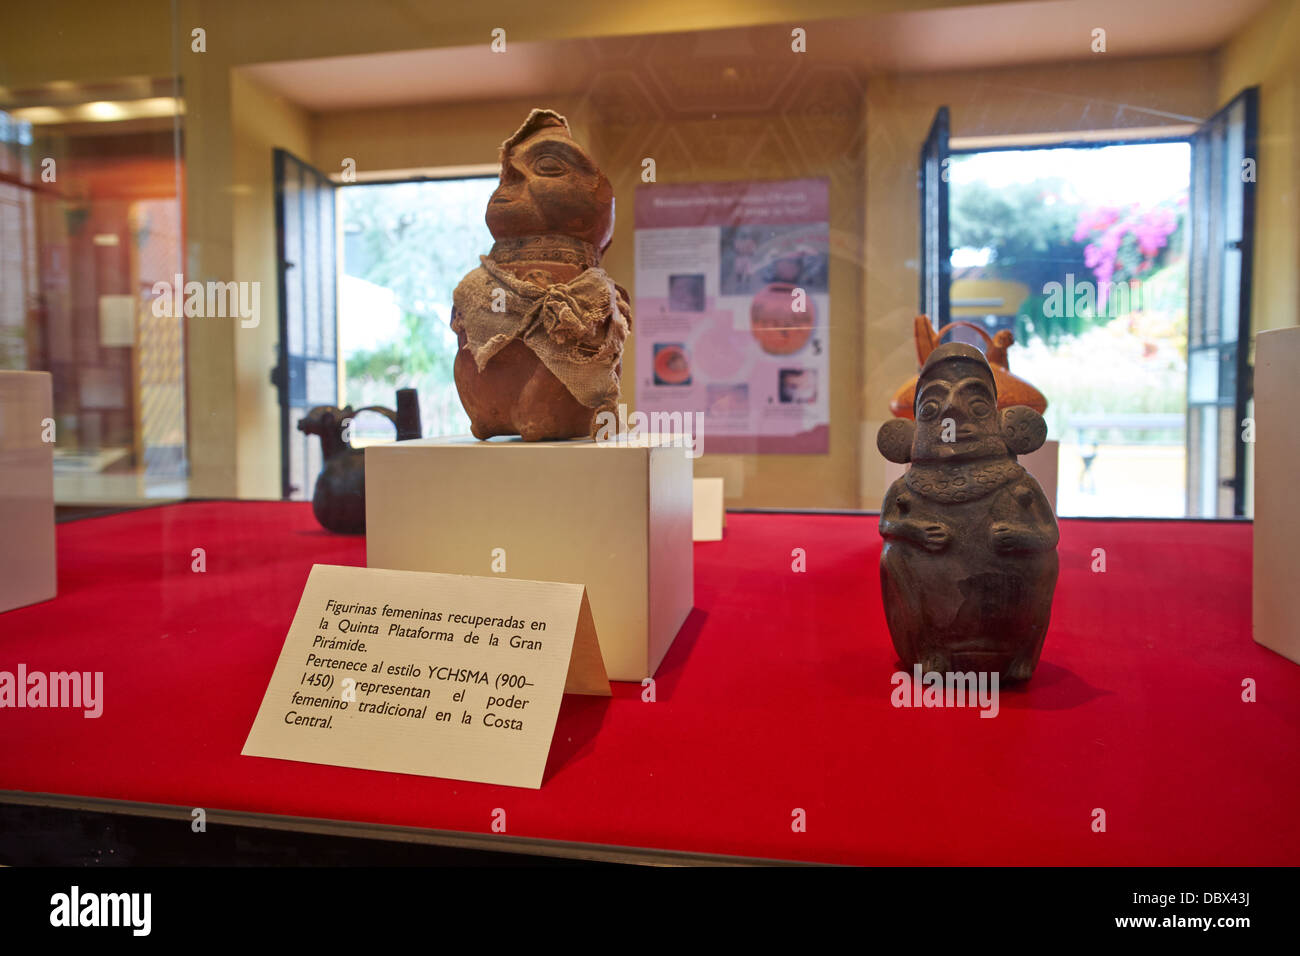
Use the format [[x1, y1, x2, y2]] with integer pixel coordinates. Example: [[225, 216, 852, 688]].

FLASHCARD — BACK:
[[365, 435, 694, 681]]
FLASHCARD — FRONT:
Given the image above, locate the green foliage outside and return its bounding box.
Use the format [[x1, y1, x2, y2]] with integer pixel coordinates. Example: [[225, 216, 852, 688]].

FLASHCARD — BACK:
[[948, 167, 1186, 347], [340, 178, 497, 436]]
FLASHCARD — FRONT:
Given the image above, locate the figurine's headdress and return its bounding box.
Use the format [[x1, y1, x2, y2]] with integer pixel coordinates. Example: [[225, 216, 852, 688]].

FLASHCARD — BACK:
[[878, 341, 1045, 464], [917, 342, 996, 407], [501, 108, 571, 159]]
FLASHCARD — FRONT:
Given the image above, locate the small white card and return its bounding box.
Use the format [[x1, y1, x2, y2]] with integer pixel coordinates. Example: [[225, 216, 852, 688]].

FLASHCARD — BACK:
[[692, 477, 725, 541], [243, 564, 609, 789]]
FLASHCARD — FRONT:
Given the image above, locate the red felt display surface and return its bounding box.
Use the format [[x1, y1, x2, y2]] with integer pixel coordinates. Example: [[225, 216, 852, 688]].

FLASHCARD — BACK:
[[1, 502, 1296, 864]]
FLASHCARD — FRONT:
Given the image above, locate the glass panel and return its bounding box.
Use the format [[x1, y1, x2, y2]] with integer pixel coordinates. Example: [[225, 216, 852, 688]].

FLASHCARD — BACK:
[[1199, 403, 1217, 517], [0, 78, 185, 505], [302, 165, 320, 357], [276, 152, 337, 501], [1187, 348, 1218, 404], [1217, 404, 1236, 516], [1220, 99, 1245, 343], [947, 142, 1191, 517]]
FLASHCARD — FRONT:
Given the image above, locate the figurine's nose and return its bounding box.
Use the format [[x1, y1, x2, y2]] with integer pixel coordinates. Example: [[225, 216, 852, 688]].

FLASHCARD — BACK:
[[498, 161, 526, 188], [939, 398, 965, 421]]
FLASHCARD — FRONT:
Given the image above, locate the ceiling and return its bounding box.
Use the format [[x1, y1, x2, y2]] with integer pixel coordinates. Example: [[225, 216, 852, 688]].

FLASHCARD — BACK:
[[241, 0, 1270, 113]]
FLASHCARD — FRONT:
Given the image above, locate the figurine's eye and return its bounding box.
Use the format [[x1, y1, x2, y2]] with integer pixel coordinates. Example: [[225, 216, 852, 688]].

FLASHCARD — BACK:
[[969, 398, 992, 418], [532, 154, 567, 176], [918, 400, 940, 421]]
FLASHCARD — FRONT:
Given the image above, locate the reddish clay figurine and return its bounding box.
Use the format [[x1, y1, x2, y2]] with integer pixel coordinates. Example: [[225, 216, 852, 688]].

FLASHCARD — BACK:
[[890, 315, 1047, 419], [451, 109, 630, 440], [876, 343, 1059, 681]]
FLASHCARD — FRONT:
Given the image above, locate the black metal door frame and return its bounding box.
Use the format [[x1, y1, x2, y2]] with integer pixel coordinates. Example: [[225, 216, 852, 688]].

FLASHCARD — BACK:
[[919, 106, 951, 329], [1187, 87, 1258, 517], [272, 148, 338, 500]]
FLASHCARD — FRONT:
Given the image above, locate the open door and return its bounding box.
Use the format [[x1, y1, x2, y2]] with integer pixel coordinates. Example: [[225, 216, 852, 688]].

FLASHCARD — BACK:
[[272, 148, 338, 500], [918, 106, 951, 330], [1186, 88, 1257, 518]]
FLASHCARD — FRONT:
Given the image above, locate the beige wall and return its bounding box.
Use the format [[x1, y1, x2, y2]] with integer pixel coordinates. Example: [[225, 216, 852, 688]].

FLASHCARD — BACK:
[[859, 55, 1219, 507], [312, 98, 590, 175], [231, 70, 312, 498]]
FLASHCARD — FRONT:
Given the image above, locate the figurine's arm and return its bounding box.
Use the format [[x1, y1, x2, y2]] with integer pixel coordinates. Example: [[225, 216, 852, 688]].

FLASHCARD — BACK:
[[990, 480, 1060, 553], [880, 484, 953, 553]]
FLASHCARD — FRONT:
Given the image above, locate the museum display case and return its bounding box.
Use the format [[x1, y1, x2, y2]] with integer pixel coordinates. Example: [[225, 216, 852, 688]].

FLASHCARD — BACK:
[[1, 0, 1298, 894]]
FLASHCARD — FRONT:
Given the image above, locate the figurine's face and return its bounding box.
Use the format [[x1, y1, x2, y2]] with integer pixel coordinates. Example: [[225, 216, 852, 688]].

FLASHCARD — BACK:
[[912, 359, 1005, 462], [487, 128, 615, 250]]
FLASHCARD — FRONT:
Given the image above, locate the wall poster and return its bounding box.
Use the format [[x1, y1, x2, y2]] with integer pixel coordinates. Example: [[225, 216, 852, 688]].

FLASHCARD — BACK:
[[633, 178, 830, 454]]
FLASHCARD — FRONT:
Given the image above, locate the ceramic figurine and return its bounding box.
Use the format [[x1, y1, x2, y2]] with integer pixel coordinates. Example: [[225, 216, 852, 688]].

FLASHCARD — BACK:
[[298, 396, 413, 534], [876, 343, 1058, 680], [451, 108, 631, 441], [890, 315, 1046, 419]]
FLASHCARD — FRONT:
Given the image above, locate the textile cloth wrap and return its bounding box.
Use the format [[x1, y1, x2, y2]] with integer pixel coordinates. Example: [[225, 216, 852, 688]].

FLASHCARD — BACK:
[[452, 255, 630, 414]]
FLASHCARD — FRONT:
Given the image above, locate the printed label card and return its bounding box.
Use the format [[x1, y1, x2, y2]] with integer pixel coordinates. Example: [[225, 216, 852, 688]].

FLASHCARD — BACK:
[[243, 564, 609, 789]]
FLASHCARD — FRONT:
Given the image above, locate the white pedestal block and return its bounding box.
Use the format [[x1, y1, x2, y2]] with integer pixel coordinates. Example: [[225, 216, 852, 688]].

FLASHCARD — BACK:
[[883, 440, 1060, 512], [1021, 439, 1059, 513], [1253, 327, 1300, 666], [692, 477, 725, 541], [365, 436, 694, 682], [0, 372, 56, 613]]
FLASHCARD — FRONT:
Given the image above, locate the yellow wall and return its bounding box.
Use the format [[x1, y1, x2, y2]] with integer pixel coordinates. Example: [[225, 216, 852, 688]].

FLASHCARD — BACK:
[[312, 98, 590, 175], [231, 69, 312, 499]]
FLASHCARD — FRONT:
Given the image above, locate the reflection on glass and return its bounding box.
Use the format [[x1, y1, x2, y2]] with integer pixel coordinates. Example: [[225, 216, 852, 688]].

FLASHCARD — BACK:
[[0, 80, 185, 504]]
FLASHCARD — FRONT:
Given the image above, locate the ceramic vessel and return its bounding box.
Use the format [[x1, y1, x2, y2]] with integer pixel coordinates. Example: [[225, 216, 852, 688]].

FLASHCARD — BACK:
[[451, 109, 630, 441], [890, 315, 1047, 418], [876, 343, 1059, 680], [298, 396, 414, 534], [750, 281, 815, 355]]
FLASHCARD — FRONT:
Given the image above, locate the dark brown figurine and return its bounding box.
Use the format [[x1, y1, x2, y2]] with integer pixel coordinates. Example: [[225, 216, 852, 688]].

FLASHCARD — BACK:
[[876, 343, 1059, 681], [451, 109, 630, 441]]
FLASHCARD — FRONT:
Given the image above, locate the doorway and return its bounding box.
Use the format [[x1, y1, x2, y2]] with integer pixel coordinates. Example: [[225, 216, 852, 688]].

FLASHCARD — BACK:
[[919, 90, 1257, 518], [947, 141, 1192, 517]]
